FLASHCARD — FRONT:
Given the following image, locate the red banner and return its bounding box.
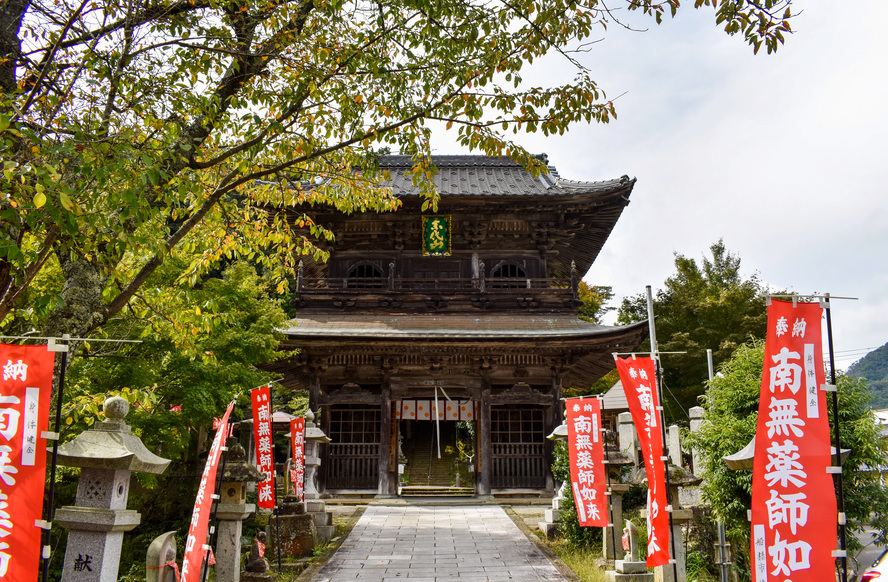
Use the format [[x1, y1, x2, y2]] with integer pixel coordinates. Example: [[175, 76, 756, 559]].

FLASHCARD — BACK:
[[616, 356, 670, 567], [290, 418, 305, 502], [181, 400, 235, 582], [750, 300, 836, 581], [565, 397, 608, 527], [0, 344, 54, 580], [251, 385, 276, 509]]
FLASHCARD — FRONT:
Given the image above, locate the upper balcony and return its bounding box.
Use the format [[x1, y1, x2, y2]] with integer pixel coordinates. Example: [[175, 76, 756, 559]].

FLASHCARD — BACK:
[[292, 260, 582, 314]]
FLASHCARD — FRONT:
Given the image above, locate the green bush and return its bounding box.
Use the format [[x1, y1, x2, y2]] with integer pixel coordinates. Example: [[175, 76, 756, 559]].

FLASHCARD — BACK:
[[553, 442, 603, 549]]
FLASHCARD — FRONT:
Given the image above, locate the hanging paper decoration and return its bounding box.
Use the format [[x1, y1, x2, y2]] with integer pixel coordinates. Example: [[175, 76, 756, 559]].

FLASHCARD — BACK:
[[0, 344, 54, 581], [290, 417, 305, 502], [181, 400, 235, 581], [616, 356, 671, 567], [565, 397, 608, 527], [750, 300, 836, 581], [395, 399, 476, 421], [251, 385, 276, 509]]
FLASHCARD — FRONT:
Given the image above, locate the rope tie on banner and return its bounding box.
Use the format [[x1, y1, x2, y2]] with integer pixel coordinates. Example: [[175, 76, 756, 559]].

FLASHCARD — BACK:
[[147, 561, 181, 581]]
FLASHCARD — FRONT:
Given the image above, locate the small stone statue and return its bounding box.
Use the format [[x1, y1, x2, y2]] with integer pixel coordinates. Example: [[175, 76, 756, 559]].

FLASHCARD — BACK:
[[245, 532, 269, 573], [623, 520, 640, 562]]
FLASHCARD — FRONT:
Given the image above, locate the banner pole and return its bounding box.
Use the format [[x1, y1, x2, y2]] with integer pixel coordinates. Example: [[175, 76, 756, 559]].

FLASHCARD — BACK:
[[270, 389, 283, 574], [646, 286, 679, 582], [707, 349, 729, 582], [824, 293, 848, 582], [41, 335, 69, 582], [200, 422, 232, 582], [601, 396, 618, 564]]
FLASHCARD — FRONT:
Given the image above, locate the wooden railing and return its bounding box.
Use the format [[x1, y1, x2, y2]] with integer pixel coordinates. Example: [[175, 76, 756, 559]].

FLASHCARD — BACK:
[[295, 260, 579, 299], [327, 443, 379, 489], [491, 443, 547, 489]]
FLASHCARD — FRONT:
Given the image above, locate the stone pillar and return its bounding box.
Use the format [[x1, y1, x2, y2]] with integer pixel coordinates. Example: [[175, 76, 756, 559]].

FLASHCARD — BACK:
[[667, 425, 681, 466], [688, 407, 705, 474], [477, 381, 492, 496], [603, 483, 630, 561], [55, 397, 169, 582], [617, 412, 638, 468], [655, 501, 693, 582]]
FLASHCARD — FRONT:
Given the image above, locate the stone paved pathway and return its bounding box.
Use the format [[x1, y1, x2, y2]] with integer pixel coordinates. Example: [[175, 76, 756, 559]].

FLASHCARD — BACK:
[[312, 504, 568, 581]]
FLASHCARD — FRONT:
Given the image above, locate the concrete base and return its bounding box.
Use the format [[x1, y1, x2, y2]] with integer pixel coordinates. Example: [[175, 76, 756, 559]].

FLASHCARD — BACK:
[[305, 499, 336, 544], [606, 562, 655, 582], [241, 573, 274, 582], [537, 521, 557, 539], [316, 525, 337, 542], [616, 560, 648, 574]]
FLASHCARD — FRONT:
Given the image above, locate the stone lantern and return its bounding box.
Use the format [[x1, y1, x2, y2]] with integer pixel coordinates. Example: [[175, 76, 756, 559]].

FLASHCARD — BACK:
[[302, 409, 330, 500], [301, 409, 335, 542], [216, 438, 265, 582], [55, 396, 170, 582]]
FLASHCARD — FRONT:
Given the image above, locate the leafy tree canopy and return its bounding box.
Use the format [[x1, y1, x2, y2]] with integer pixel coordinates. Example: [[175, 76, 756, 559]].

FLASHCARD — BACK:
[[1, 0, 794, 345], [63, 261, 287, 453], [848, 341, 888, 409], [685, 339, 888, 571], [577, 281, 614, 325], [618, 240, 768, 420]]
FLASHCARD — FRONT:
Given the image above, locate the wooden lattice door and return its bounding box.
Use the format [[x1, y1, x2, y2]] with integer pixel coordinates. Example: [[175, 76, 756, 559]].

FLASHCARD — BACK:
[[490, 406, 546, 488], [326, 405, 380, 489]]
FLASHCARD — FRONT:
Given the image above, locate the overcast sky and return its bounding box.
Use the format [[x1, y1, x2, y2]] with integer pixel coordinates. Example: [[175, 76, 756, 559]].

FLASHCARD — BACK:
[[431, 0, 886, 371]]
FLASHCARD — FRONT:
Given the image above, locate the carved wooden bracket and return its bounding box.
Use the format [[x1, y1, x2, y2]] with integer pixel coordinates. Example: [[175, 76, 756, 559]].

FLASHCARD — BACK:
[[517, 296, 539, 308], [470, 296, 492, 310], [378, 297, 403, 308], [425, 297, 448, 311]]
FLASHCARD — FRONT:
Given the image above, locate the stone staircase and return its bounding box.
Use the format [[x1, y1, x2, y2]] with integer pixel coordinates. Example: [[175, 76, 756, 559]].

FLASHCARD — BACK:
[[401, 423, 472, 496]]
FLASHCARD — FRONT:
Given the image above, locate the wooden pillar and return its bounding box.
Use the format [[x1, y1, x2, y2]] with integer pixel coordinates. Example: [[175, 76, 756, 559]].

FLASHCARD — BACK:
[[308, 373, 320, 412], [544, 374, 563, 495], [378, 383, 395, 497], [478, 379, 492, 496]]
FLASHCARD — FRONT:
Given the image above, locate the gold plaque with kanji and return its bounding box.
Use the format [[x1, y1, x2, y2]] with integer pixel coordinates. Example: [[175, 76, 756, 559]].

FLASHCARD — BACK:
[[421, 215, 451, 256]]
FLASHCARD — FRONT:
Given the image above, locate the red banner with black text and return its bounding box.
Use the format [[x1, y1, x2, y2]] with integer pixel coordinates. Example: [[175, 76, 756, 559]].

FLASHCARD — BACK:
[[252, 385, 276, 509], [181, 400, 235, 582], [0, 344, 54, 580], [750, 300, 837, 581], [616, 356, 671, 567], [290, 418, 305, 502], [565, 397, 608, 527]]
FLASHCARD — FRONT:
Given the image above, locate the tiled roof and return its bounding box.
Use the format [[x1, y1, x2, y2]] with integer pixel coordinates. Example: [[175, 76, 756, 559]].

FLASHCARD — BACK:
[[601, 380, 629, 411], [281, 313, 641, 339], [378, 155, 633, 197]]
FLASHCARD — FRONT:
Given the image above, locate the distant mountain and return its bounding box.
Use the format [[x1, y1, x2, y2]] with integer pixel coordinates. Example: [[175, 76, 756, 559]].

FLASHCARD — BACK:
[[847, 342, 888, 409]]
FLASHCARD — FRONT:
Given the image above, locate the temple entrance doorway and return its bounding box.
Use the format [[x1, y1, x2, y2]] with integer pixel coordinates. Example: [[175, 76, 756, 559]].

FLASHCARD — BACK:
[[399, 419, 475, 494]]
